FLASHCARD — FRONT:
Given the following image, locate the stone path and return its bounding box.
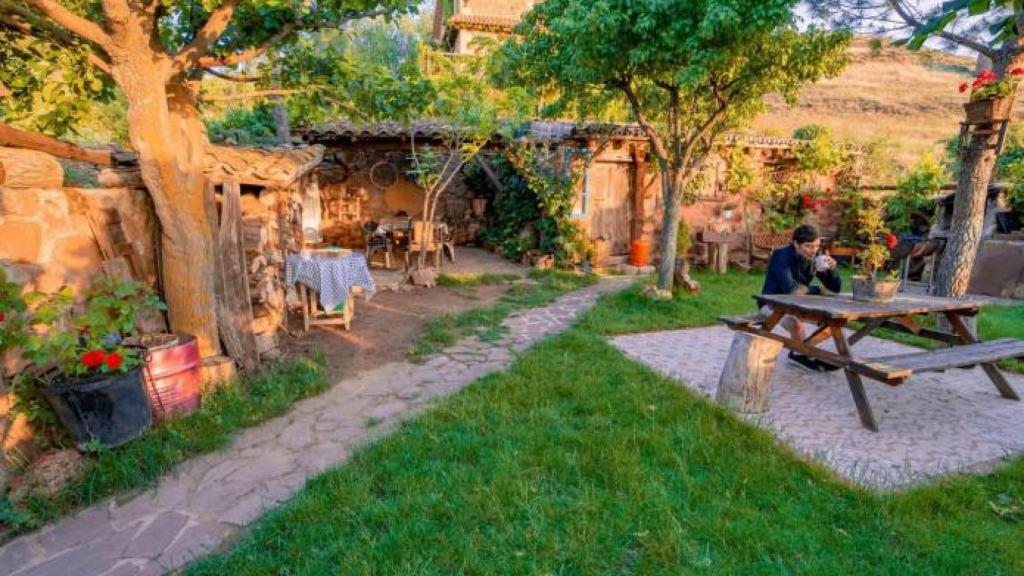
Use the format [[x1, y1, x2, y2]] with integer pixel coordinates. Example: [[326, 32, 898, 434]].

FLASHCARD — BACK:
[[0, 277, 630, 576], [612, 326, 1024, 490]]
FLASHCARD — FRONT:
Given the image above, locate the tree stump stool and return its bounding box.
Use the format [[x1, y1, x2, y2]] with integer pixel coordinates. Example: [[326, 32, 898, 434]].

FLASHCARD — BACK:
[[716, 331, 784, 413]]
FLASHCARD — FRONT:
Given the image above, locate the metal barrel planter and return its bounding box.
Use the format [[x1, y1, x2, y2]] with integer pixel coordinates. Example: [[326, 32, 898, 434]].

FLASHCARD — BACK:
[[142, 333, 202, 422], [42, 367, 152, 449]]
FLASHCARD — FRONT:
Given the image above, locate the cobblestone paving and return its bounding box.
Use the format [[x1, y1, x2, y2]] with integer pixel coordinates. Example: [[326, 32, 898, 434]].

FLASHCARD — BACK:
[[612, 326, 1024, 490], [0, 277, 630, 576]]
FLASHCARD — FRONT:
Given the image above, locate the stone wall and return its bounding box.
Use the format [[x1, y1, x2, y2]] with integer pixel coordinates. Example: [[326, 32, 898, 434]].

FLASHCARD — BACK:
[[0, 185, 158, 489]]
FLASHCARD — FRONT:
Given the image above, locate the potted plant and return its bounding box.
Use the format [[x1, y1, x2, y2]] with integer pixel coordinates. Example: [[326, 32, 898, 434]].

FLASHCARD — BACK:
[[959, 68, 1024, 123], [21, 276, 165, 448], [851, 206, 900, 303]]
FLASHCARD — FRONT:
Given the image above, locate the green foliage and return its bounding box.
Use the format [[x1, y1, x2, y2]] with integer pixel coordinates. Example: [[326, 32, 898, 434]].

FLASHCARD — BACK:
[[2, 0, 418, 138], [996, 128, 1024, 218], [508, 143, 593, 266], [887, 154, 946, 234], [20, 276, 164, 381], [724, 147, 755, 194], [0, 268, 30, 357], [0, 31, 112, 137], [676, 218, 692, 256], [792, 124, 849, 174], [856, 205, 893, 278], [496, 0, 849, 289], [206, 106, 277, 145], [474, 156, 539, 260]]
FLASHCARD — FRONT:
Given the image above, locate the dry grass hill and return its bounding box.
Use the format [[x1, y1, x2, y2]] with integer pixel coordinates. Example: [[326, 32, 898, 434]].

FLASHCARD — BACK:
[[753, 37, 993, 175]]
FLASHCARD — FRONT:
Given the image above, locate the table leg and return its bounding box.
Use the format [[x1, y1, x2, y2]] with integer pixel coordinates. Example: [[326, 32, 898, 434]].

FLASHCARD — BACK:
[[848, 318, 885, 346], [803, 324, 833, 347], [299, 284, 310, 332], [943, 312, 1020, 400], [831, 324, 879, 431]]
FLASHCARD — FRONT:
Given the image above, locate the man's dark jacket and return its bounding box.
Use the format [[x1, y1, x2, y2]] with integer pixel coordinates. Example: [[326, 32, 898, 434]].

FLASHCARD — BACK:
[[758, 244, 841, 306]]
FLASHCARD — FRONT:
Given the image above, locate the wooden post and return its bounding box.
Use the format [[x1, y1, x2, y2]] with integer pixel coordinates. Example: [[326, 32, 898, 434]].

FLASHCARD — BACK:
[[711, 241, 730, 274], [214, 181, 260, 371], [716, 331, 783, 413]]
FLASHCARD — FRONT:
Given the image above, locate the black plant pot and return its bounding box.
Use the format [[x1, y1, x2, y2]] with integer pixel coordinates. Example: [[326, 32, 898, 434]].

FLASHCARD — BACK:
[[42, 367, 152, 449]]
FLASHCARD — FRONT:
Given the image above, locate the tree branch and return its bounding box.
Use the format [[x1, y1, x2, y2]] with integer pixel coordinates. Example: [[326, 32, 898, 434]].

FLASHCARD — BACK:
[[171, 0, 243, 73], [613, 76, 671, 166], [199, 88, 305, 102], [195, 23, 294, 69], [887, 0, 995, 57], [204, 67, 260, 82], [20, 0, 111, 50]]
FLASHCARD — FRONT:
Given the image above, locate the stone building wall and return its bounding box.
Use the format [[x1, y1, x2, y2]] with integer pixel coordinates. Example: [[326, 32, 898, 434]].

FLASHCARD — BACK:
[[316, 150, 482, 249], [0, 185, 158, 489]]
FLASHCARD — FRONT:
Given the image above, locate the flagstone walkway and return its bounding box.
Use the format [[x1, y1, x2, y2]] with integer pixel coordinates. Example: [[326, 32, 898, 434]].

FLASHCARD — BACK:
[[0, 276, 631, 576]]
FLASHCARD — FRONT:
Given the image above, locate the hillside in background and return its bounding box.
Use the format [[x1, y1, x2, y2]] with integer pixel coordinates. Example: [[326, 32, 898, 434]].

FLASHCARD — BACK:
[[754, 37, 989, 180]]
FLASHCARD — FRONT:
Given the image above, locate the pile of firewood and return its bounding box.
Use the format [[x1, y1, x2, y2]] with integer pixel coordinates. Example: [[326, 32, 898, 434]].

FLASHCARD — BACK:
[[241, 193, 287, 359]]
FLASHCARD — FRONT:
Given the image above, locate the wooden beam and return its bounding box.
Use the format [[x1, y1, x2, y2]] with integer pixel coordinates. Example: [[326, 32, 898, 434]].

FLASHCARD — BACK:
[[0, 121, 114, 165]]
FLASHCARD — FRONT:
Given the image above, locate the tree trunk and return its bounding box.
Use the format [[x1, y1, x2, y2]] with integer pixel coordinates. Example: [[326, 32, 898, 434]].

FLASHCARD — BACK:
[[933, 55, 1023, 298], [272, 102, 290, 146], [111, 56, 222, 357], [656, 163, 681, 291], [932, 132, 998, 298], [717, 331, 783, 414]]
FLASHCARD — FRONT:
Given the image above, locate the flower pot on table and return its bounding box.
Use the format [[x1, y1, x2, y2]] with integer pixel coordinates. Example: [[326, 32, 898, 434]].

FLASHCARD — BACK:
[[42, 367, 152, 449], [851, 275, 900, 303], [964, 98, 1012, 123]]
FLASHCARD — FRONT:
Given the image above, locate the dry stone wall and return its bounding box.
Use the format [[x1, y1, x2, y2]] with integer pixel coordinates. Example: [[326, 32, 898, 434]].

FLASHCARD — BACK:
[[0, 185, 158, 490]]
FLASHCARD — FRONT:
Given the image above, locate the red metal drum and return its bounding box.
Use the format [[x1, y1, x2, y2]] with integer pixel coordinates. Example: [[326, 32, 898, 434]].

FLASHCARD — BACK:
[[143, 334, 202, 421]]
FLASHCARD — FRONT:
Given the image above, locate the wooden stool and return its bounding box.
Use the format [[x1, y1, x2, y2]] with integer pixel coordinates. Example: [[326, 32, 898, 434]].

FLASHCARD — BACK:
[[299, 284, 355, 331], [717, 331, 783, 413]]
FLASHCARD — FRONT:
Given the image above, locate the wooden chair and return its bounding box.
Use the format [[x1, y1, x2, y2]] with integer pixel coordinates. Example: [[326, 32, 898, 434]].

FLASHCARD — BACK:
[[362, 221, 392, 269], [406, 220, 444, 269]]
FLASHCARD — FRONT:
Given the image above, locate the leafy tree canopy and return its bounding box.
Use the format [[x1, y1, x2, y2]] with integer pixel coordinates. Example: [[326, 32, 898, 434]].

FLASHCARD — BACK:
[[495, 0, 850, 173], [0, 0, 417, 137]]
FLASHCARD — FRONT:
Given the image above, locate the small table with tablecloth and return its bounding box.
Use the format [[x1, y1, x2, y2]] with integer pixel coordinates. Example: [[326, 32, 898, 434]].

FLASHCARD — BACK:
[[285, 249, 376, 331], [722, 293, 1024, 431]]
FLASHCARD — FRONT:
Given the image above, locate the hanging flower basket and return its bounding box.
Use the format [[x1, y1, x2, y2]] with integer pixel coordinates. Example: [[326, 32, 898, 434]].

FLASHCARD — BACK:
[[964, 98, 1012, 123]]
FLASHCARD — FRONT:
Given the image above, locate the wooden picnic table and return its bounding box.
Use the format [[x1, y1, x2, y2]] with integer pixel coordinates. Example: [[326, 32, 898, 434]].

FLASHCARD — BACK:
[[722, 293, 1024, 431]]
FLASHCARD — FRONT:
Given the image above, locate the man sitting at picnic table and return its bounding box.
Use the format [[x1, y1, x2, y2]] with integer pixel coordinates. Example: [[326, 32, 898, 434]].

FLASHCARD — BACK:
[[759, 224, 841, 372]]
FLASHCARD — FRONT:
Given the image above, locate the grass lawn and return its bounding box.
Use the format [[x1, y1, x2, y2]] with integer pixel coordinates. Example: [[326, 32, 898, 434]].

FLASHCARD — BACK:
[[409, 270, 598, 360], [1, 356, 328, 537], [185, 286, 1024, 575]]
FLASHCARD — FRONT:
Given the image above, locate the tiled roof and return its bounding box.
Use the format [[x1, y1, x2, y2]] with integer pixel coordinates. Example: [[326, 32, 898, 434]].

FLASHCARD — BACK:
[[448, 13, 519, 32], [203, 145, 325, 187], [303, 120, 805, 150], [307, 120, 465, 141]]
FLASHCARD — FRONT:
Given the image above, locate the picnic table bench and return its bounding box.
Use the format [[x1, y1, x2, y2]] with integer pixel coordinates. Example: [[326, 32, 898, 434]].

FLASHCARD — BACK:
[[721, 293, 1024, 431]]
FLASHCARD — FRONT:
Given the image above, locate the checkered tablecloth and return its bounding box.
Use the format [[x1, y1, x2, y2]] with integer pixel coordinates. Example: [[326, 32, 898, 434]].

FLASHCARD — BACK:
[[285, 251, 376, 311]]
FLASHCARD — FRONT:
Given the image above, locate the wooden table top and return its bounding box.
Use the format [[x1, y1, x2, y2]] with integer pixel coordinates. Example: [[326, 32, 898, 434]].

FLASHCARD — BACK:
[[757, 293, 984, 321]]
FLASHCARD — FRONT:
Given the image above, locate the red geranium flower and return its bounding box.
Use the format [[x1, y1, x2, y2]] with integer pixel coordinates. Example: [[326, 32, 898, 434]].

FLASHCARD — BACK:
[[801, 195, 816, 209], [959, 82, 969, 93], [81, 349, 106, 369], [886, 233, 899, 250], [104, 352, 123, 371], [0, 310, 5, 323], [1012, 68, 1024, 77]]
